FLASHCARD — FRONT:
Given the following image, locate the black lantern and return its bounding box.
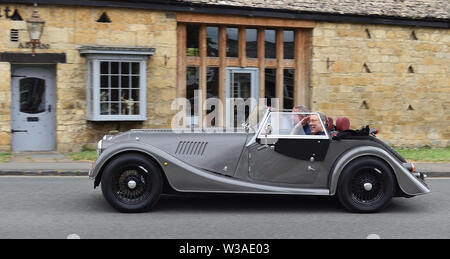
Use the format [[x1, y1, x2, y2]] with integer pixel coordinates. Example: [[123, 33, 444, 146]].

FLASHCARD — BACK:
[[26, 3, 45, 56]]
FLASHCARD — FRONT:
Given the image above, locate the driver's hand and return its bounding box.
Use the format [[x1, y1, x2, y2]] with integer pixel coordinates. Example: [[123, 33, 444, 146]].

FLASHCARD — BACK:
[[300, 116, 310, 127]]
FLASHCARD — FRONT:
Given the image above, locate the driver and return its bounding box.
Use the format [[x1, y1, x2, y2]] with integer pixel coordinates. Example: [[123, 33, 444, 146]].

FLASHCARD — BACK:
[[290, 105, 311, 135], [309, 113, 328, 135]]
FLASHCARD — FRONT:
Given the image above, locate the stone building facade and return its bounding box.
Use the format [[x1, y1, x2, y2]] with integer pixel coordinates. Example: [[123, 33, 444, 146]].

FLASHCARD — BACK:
[[311, 23, 449, 147], [0, 0, 448, 151], [0, 4, 178, 151]]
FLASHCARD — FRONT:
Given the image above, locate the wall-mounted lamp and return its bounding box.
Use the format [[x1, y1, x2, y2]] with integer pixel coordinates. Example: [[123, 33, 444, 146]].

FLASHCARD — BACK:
[[26, 3, 45, 56]]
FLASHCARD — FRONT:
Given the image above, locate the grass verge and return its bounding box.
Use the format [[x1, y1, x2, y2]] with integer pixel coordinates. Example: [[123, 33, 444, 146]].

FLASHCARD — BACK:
[[68, 145, 98, 162], [395, 147, 450, 162], [0, 153, 12, 163]]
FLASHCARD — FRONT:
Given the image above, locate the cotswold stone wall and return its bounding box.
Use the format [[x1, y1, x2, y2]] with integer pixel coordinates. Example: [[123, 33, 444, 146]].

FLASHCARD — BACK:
[[0, 5, 177, 151], [310, 22, 449, 147], [0, 62, 11, 151]]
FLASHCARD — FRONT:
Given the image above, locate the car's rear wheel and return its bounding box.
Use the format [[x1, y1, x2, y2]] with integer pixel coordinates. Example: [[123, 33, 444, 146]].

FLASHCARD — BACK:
[[101, 153, 162, 213], [337, 157, 395, 213]]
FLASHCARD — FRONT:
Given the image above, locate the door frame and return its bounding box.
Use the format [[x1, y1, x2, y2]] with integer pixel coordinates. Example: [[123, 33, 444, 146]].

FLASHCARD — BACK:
[[225, 67, 259, 128], [10, 64, 56, 151]]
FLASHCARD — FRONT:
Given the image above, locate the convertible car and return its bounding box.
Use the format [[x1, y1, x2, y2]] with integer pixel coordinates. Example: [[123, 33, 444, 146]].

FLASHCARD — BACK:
[[89, 108, 429, 213]]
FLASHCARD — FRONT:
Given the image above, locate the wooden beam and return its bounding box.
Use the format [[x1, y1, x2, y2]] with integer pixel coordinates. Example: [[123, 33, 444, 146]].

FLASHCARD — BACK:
[[199, 25, 207, 127], [177, 13, 315, 28], [294, 29, 310, 108], [218, 25, 227, 127], [239, 27, 246, 67], [205, 58, 220, 67], [176, 23, 186, 98], [225, 59, 241, 67], [245, 59, 259, 67], [186, 57, 200, 66], [258, 28, 265, 99]]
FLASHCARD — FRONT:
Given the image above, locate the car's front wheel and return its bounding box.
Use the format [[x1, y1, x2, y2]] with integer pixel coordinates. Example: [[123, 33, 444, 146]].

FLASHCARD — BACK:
[[337, 157, 396, 213], [101, 153, 163, 213]]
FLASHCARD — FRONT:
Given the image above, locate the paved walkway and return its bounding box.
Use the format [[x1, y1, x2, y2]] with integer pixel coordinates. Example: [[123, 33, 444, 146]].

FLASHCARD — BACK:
[[0, 152, 449, 177], [0, 152, 91, 176]]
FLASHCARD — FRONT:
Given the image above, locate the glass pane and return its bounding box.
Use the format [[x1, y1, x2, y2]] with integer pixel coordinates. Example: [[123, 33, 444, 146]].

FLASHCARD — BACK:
[[284, 30, 295, 59], [186, 24, 200, 57], [121, 76, 130, 89], [260, 112, 327, 136], [111, 76, 119, 88], [100, 89, 109, 102], [131, 102, 140, 115], [231, 73, 251, 99], [206, 67, 219, 125], [131, 76, 140, 88], [207, 67, 219, 100], [120, 89, 130, 100], [265, 29, 276, 59], [100, 62, 109, 74], [206, 26, 219, 57], [110, 103, 119, 115], [111, 89, 119, 102], [131, 63, 140, 74], [264, 69, 276, 107], [131, 89, 139, 102], [100, 102, 109, 115], [283, 69, 294, 109], [230, 72, 252, 127], [100, 75, 109, 88], [186, 67, 199, 116], [111, 62, 119, 74], [121, 62, 130, 74], [226, 27, 239, 57], [246, 28, 258, 58], [19, 77, 46, 114]]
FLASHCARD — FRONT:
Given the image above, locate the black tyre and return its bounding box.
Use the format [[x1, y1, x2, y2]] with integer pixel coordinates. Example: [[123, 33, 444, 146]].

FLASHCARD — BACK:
[[101, 153, 163, 213], [337, 157, 396, 213]]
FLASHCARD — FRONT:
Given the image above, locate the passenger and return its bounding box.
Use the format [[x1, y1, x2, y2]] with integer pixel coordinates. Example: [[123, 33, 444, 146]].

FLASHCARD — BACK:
[[290, 105, 311, 135], [309, 112, 328, 135]]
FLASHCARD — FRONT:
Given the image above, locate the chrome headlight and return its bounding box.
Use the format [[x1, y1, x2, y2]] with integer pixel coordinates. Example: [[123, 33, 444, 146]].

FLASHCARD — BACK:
[[97, 139, 103, 156]]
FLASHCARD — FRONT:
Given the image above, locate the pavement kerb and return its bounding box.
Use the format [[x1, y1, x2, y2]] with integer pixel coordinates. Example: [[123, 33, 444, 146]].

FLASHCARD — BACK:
[[0, 170, 89, 176]]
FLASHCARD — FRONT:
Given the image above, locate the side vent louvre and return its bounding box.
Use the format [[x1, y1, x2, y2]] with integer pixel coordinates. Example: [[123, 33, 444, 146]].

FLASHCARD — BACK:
[[175, 141, 208, 156]]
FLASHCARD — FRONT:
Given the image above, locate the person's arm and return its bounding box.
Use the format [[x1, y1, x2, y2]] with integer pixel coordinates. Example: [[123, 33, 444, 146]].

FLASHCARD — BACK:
[[290, 117, 309, 135]]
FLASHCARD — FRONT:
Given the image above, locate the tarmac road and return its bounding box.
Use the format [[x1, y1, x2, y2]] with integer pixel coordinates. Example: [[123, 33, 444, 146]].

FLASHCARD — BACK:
[[0, 176, 449, 239]]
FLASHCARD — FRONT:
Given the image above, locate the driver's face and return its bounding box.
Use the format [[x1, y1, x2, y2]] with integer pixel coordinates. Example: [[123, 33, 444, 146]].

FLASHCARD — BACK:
[[309, 114, 324, 134]]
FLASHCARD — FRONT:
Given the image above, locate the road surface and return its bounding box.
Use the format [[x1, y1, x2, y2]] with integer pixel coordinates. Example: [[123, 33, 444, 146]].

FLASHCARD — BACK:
[[0, 177, 448, 239]]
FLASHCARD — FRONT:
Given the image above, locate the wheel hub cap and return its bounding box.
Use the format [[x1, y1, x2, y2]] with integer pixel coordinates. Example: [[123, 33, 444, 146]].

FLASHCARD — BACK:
[[128, 180, 137, 189], [363, 183, 373, 191]]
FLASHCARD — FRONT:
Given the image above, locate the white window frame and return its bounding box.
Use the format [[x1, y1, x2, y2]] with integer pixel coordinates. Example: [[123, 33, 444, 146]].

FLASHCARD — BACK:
[[80, 47, 154, 121], [225, 67, 259, 128]]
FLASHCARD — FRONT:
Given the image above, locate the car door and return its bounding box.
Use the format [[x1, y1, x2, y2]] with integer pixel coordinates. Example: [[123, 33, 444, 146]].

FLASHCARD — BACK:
[[248, 112, 330, 185]]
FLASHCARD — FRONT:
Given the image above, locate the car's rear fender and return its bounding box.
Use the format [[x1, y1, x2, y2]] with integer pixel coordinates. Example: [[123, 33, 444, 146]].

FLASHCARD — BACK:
[[329, 146, 430, 196]]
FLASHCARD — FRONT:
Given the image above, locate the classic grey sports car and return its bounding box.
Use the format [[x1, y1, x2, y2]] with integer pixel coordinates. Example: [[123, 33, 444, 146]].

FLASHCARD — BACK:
[[89, 108, 430, 213]]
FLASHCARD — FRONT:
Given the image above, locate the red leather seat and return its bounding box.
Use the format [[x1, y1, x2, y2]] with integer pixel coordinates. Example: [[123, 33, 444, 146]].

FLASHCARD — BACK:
[[327, 117, 334, 131], [336, 117, 350, 131]]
